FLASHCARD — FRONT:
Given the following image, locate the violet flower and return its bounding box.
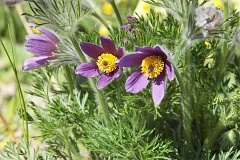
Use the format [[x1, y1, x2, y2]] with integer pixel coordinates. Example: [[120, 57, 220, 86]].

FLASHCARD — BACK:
[[75, 36, 124, 89], [127, 14, 137, 22], [116, 46, 174, 105], [22, 28, 59, 71]]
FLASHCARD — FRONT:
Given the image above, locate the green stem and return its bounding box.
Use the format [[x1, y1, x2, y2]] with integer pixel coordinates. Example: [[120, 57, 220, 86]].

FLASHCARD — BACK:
[[218, 1, 229, 82], [91, 12, 112, 31], [69, 35, 110, 123], [184, 49, 192, 144], [107, 0, 123, 26], [173, 40, 188, 63], [172, 64, 191, 144], [69, 36, 87, 63], [1, 37, 29, 142], [64, 65, 74, 96], [63, 132, 80, 160]]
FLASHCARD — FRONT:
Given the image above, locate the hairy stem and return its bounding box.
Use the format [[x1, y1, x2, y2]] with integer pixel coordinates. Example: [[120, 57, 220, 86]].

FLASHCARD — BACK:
[[172, 64, 191, 144], [92, 12, 112, 30], [64, 65, 74, 96], [218, 1, 229, 82], [107, 0, 123, 26], [69, 35, 109, 123]]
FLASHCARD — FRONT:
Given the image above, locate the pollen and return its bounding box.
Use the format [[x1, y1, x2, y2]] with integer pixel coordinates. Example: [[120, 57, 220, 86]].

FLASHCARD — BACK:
[[96, 53, 118, 73], [141, 55, 165, 78]]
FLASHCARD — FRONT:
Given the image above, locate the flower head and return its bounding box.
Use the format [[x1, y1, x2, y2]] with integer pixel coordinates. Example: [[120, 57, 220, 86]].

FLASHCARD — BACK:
[[127, 14, 136, 22], [22, 28, 59, 71], [195, 6, 223, 36], [116, 46, 174, 104], [75, 36, 124, 89]]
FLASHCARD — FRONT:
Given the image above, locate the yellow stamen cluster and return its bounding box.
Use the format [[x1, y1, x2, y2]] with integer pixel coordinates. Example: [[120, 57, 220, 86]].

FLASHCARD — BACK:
[[96, 53, 118, 73], [141, 55, 165, 78]]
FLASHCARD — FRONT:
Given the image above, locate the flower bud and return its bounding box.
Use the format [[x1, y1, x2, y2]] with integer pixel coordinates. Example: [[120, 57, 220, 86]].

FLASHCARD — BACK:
[[195, 6, 223, 36]]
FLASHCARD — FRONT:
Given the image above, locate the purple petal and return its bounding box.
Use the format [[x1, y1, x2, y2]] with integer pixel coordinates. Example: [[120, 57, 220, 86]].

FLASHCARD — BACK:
[[25, 34, 57, 56], [100, 36, 117, 55], [112, 67, 121, 79], [153, 46, 167, 60], [22, 56, 49, 71], [80, 42, 105, 60], [152, 72, 166, 105], [116, 52, 152, 67], [125, 68, 149, 93], [97, 71, 118, 89], [127, 14, 136, 22], [75, 62, 101, 77], [122, 24, 134, 31], [38, 28, 60, 44], [165, 60, 174, 81], [134, 46, 156, 54], [123, 39, 129, 44], [116, 47, 124, 59]]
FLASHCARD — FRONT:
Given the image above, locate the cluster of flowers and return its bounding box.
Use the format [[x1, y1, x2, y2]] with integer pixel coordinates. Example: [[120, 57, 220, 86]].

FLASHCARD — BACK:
[[22, 3, 226, 105], [23, 26, 174, 105]]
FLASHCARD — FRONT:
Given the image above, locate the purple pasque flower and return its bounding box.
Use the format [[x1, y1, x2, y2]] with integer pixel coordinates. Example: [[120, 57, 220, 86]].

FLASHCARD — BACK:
[[127, 14, 136, 22], [116, 46, 174, 105], [75, 36, 124, 89], [22, 28, 59, 71]]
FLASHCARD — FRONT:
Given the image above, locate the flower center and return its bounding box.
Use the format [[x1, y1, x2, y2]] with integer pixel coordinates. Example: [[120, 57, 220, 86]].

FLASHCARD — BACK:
[[96, 53, 118, 73], [141, 55, 165, 78]]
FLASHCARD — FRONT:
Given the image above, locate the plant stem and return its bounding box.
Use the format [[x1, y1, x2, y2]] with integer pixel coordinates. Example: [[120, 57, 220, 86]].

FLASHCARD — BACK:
[[172, 64, 191, 144], [69, 36, 87, 63], [107, 0, 123, 26], [64, 65, 74, 96], [0, 38, 29, 143], [91, 12, 112, 31], [69, 35, 109, 123], [0, 114, 18, 144], [15, 4, 33, 35], [218, 1, 229, 82], [184, 50, 192, 144], [63, 132, 80, 160]]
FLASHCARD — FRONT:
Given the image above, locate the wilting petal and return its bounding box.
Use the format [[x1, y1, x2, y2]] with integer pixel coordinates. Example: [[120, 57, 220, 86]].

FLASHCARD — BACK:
[[116, 47, 124, 59], [80, 42, 105, 60], [22, 56, 49, 71], [153, 46, 167, 60], [165, 60, 174, 81], [100, 36, 117, 55], [25, 34, 57, 56], [38, 28, 60, 44], [152, 72, 166, 105], [116, 53, 151, 67], [75, 62, 101, 77], [125, 68, 149, 93]]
